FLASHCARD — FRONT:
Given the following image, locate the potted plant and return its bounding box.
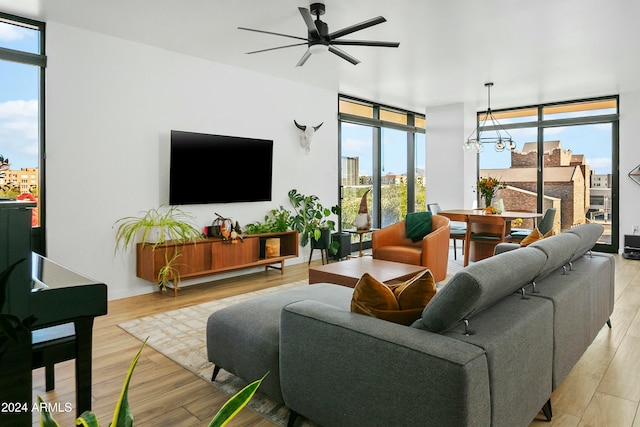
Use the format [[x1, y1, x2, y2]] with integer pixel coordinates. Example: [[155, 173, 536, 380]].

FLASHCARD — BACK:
[[477, 176, 505, 209], [287, 189, 341, 255], [114, 205, 203, 292], [244, 206, 292, 234]]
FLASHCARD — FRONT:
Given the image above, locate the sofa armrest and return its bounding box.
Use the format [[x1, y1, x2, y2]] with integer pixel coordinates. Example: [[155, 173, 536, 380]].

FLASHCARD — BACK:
[[280, 300, 491, 427]]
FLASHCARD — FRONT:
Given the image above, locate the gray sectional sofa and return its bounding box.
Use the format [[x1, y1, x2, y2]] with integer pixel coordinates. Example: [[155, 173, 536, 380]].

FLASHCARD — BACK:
[[206, 223, 614, 427]]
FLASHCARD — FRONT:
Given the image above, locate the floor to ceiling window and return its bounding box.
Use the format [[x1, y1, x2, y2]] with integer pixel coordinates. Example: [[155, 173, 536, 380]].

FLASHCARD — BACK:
[[0, 12, 46, 254], [478, 97, 618, 252], [339, 95, 426, 238]]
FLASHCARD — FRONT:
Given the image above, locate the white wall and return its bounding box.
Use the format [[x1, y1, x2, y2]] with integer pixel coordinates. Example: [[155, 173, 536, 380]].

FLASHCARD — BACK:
[[45, 23, 339, 300], [425, 102, 480, 210], [619, 89, 640, 248]]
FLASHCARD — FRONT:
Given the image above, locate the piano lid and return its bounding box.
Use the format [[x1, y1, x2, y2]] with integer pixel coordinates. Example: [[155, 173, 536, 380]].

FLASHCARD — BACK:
[[30, 253, 107, 329], [31, 252, 99, 290]]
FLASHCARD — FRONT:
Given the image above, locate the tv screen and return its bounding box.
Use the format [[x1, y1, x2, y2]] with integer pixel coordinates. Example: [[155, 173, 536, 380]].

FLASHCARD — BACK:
[[169, 130, 273, 205]]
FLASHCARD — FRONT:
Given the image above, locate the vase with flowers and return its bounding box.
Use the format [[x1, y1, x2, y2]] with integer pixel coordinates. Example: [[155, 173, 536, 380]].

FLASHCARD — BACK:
[[477, 176, 505, 208]]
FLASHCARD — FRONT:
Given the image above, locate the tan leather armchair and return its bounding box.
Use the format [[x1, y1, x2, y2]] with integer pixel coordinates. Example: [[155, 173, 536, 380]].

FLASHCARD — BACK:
[[371, 214, 450, 282]]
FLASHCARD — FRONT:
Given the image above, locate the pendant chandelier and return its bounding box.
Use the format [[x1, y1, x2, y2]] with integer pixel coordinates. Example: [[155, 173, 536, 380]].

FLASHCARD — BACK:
[[464, 82, 516, 153]]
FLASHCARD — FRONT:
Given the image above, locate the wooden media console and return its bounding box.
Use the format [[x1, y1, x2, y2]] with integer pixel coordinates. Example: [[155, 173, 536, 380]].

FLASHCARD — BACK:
[[136, 231, 298, 294]]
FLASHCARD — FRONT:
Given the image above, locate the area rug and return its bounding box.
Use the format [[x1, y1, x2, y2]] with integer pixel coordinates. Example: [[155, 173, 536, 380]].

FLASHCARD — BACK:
[[118, 280, 312, 426], [118, 260, 464, 425]]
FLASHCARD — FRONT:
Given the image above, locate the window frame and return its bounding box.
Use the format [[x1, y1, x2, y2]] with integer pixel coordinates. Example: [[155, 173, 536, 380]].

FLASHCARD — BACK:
[[0, 12, 47, 254], [338, 95, 426, 232], [476, 95, 619, 253]]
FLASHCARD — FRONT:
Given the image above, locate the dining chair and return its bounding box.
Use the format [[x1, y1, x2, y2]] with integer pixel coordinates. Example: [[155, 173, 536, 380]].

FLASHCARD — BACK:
[[511, 208, 556, 242], [463, 215, 511, 266], [427, 203, 466, 260]]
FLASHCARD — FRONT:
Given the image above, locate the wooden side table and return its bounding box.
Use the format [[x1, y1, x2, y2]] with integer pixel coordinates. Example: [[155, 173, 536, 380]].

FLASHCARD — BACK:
[[342, 228, 379, 257]]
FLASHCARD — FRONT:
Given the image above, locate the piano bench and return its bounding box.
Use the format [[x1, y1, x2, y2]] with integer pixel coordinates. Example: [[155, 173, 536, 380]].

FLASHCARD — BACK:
[[32, 323, 76, 391]]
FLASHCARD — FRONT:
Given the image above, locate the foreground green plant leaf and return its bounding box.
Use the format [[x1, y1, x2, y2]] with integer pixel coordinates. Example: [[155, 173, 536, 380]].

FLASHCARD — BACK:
[[110, 337, 148, 426], [208, 372, 268, 427], [37, 395, 61, 427], [75, 410, 98, 427]]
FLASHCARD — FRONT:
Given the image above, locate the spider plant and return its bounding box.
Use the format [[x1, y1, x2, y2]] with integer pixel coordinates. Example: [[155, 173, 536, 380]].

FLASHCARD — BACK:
[[114, 205, 203, 252], [157, 250, 183, 291]]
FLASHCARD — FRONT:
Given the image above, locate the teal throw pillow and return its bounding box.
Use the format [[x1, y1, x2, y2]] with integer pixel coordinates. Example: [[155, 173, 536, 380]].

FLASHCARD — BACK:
[[406, 211, 432, 242]]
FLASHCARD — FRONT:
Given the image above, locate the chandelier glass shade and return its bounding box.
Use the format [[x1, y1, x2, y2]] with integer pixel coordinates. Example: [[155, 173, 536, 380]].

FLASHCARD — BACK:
[[464, 83, 516, 153]]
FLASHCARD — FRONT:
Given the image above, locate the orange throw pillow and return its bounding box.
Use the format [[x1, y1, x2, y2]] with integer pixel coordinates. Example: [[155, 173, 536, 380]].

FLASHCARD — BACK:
[[520, 228, 555, 247], [351, 269, 436, 325]]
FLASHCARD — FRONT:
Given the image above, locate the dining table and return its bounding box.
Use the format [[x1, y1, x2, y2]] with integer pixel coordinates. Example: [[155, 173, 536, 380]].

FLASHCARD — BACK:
[[439, 209, 543, 266]]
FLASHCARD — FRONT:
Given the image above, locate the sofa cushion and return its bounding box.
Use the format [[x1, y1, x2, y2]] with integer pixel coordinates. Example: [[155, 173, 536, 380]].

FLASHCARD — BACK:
[[405, 211, 432, 242], [528, 232, 580, 279], [416, 247, 547, 333], [351, 270, 436, 325], [566, 223, 604, 262]]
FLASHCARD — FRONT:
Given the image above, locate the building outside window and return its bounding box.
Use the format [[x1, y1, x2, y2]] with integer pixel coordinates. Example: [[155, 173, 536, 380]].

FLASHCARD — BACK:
[[478, 97, 618, 252], [339, 96, 426, 249]]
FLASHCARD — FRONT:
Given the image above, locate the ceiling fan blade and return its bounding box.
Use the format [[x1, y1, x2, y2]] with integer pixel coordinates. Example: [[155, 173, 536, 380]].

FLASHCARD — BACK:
[[331, 40, 400, 48], [328, 46, 360, 65], [328, 16, 386, 39], [298, 7, 319, 38], [296, 49, 312, 67], [246, 42, 308, 55], [238, 26, 308, 42]]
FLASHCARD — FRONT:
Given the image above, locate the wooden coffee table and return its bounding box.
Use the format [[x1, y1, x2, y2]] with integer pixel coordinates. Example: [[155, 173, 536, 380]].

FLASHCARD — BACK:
[[308, 257, 427, 288]]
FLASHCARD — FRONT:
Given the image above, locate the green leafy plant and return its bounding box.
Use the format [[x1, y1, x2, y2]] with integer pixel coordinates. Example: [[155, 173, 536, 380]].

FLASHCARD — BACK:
[[39, 338, 266, 427], [114, 205, 203, 251], [114, 205, 203, 292], [288, 189, 341, 254], [244, 206, 292, 234], [157, 250, 183, 290]]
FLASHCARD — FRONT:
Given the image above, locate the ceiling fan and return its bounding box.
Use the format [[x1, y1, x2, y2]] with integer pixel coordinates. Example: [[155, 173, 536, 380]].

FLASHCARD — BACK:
[[238, 2, 400, 67]]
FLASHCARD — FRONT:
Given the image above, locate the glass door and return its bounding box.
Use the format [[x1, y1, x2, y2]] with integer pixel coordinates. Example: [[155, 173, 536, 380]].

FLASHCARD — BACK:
[[340, 122, 375, 231], [542, 123, 614, 245], [380, 128, 408, 227]]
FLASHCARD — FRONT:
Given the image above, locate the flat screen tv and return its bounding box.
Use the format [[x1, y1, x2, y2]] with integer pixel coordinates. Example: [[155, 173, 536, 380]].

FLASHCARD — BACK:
[[169, 130, 273, 205]]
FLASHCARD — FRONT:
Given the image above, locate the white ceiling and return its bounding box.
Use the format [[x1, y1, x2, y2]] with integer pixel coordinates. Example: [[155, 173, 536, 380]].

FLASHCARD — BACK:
[[2, 0, 639, 112]]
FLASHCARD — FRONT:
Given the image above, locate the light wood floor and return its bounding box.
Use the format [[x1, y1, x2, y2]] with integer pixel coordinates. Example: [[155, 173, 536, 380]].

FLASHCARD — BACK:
[[31, 250, 640, 427]]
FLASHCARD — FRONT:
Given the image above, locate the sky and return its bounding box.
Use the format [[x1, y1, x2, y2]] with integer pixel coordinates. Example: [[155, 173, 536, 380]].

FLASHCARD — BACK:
[[0, 21, 40, 171], [479, 121, 613, 175]]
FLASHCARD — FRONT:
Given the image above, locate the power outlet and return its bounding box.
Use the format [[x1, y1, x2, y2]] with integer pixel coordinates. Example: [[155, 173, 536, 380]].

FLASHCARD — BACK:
[[633, 225, 639, 235]]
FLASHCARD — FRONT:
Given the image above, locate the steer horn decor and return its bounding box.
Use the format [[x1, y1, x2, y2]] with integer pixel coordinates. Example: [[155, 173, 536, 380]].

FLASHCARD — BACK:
[[294, 120, 323, 154]]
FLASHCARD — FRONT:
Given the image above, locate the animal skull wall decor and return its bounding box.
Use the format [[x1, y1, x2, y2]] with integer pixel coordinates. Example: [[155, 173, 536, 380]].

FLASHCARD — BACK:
[[294, 120, 323, 154]]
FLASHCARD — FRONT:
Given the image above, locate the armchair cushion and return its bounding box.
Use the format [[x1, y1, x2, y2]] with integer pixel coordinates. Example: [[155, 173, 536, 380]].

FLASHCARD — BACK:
[[406, 211, 433, 242], [372, 215, 450, 282], [351, 270, 436, 326]]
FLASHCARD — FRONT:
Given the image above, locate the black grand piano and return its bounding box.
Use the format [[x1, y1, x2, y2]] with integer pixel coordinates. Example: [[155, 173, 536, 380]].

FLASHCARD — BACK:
[[31, 253, 108, 413], [0, 200, 107, 426]]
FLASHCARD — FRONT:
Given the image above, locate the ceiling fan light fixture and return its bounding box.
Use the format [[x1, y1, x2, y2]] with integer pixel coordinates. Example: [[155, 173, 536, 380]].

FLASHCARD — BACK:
[[309, 43, 329, 55], [239, 3, 399, 66]]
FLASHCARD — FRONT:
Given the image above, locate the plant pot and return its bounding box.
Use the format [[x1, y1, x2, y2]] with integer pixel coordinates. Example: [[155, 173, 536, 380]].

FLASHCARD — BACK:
[[311, 228, 332, 250]]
